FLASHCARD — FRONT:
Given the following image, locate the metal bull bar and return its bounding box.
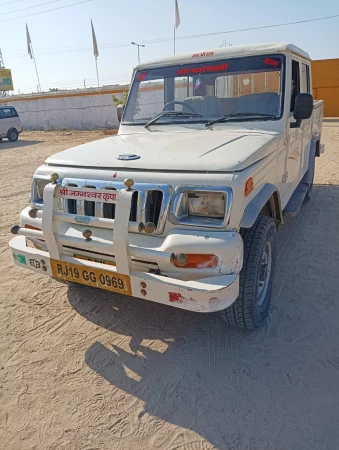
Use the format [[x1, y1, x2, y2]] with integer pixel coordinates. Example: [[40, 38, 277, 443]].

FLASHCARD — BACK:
[[11, 175, 175, 272]]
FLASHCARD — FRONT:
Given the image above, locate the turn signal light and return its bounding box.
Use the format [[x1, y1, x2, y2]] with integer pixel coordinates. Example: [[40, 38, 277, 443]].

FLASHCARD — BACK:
[[25, 224, 42, 231], [25, 224, 44, 241], [174, 254, 218, 269], [244, 178, 254, 197]]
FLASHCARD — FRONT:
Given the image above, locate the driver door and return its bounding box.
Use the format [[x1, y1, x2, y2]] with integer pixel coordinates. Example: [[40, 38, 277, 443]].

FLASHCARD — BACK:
[[285, 59, 303, 199]]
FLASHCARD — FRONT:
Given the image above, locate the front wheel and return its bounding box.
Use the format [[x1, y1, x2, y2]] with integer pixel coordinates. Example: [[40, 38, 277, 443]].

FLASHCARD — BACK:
[[221, 216, 278, 329], [8, 129, 19, 142]]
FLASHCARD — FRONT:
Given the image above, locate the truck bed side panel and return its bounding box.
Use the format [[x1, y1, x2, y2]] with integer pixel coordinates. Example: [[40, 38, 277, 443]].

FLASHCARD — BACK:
[[312, 100, 324, 139]]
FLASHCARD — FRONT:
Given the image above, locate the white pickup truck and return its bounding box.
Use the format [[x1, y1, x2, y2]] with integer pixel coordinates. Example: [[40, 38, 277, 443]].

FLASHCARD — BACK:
[[9, 43, 324, 329]]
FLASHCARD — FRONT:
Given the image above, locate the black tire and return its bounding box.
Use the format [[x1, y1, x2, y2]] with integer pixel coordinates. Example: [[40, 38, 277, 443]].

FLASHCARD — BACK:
[[7, 129, 19, 142], [0, 137, 3, 142], [221, 216, 278, 329]]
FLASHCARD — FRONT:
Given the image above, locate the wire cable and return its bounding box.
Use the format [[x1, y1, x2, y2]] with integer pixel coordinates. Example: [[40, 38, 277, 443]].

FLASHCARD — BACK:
[[4, 12, 339, 56], [0, 0, 25, 6], [0, 0, 93, 23], [0, 0, 64, 16]]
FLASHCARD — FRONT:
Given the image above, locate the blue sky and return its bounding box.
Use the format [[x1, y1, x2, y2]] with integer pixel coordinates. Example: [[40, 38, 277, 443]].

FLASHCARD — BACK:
[[1, 0, 338, 93]]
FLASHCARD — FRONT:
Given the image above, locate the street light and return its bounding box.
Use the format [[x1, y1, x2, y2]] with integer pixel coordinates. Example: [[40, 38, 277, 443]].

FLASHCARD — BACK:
[[131, 42, 145, 64]]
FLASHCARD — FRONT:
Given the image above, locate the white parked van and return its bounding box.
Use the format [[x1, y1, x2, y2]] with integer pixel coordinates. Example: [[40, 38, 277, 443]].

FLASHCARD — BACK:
[[0, 106, 22, 142]]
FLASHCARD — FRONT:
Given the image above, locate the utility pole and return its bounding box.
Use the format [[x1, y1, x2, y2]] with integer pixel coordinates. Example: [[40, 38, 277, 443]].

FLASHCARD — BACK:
[[0, 48, 8, 100], [131, 42, 145, 65]]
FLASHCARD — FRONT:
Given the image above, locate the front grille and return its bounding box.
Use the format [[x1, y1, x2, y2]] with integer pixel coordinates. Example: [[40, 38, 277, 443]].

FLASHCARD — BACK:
[[61, 179, 170, 234]]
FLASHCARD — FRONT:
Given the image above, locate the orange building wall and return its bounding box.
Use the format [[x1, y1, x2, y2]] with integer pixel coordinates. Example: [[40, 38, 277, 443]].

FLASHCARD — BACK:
[[311, 59, 339, 117], [232, 71, 280, 97]]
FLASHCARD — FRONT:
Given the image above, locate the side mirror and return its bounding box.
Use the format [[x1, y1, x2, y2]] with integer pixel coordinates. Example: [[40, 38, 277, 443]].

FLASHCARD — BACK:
[[117, 104, 125, 122], [291, 93, 313, 128]]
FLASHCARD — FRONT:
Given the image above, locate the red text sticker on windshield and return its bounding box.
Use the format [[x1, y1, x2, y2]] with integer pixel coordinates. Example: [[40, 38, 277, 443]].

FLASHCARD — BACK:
[[137, 72, 147, 81], [263, 58, 280, 68], [177, 63, 228, 76]]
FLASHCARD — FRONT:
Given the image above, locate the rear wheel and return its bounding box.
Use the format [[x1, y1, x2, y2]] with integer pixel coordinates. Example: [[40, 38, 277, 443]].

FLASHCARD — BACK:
[[221, 216, 278, 329], [8, 129, 19, 142]]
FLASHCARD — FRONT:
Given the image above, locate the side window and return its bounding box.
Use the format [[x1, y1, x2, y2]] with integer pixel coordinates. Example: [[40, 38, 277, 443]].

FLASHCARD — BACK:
[[290, 60, 300, 112], [0, 108, 14, 119], [301, 63, 310, 93], [11, 108, 18, 117]]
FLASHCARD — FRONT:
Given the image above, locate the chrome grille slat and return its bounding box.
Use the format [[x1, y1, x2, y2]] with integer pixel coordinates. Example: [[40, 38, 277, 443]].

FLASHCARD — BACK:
[[76, 199, 85, 216], [95, 200, 104, 218], [138, 190, 148, 225]]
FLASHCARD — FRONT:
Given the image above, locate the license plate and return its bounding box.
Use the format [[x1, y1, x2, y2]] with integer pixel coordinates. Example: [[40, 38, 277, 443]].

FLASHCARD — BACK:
[[51, 259, 132, 295]]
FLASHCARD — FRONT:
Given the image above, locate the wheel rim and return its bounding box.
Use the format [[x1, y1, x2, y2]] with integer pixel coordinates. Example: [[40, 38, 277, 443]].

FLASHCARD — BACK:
[[257, 241, 272, 306], [10, 131, 17, 140]]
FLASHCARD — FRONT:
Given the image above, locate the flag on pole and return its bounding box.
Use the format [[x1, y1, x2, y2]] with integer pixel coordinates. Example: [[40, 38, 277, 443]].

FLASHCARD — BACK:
[[174, 0, 180, 30], [91, 19, 99, 59], [26, 24, 33, 59]]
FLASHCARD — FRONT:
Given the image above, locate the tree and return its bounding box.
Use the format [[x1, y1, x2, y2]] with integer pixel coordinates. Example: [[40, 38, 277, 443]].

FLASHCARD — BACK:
[[111, 90, 128, 107], [112, 88, 141, 115]]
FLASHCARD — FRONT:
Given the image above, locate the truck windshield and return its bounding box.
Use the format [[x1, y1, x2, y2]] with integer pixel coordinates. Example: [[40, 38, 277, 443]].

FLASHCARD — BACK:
[[123, 54, 284, 125]]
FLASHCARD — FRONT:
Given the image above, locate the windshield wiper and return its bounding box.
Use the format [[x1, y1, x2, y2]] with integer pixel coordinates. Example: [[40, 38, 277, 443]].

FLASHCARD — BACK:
[[145, 111, 203, 128], [205, 112, 277, 128]]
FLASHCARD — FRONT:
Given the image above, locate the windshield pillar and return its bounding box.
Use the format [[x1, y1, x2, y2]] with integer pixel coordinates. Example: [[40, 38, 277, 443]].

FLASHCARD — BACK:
[[164, 77, 175, 105]]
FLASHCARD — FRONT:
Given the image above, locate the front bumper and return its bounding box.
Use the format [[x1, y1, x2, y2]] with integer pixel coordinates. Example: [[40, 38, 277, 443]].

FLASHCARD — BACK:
[[10, 235, 239, 312], [9, 181, 241, 313]]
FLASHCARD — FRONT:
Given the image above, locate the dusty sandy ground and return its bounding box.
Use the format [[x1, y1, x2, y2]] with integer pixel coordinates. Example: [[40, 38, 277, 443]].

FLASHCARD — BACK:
[[1, 127, 339, 450]]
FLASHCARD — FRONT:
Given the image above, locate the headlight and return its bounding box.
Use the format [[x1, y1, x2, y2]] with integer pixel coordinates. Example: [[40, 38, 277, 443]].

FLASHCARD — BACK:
[[170, 186, 232, 228], [187, 192, 225, 218], [31, 178, 50, 206]]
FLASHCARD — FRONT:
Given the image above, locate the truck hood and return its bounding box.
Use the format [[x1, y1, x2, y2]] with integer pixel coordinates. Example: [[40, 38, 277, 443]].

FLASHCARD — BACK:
[[45, 129, 279, 172]]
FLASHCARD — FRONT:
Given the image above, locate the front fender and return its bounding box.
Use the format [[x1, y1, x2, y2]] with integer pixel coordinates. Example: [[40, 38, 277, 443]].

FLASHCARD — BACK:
[[240, 183, 282, 228]]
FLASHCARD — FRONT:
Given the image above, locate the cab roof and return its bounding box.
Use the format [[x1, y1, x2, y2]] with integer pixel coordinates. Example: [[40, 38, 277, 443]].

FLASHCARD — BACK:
[[136, 43, 310, 70]]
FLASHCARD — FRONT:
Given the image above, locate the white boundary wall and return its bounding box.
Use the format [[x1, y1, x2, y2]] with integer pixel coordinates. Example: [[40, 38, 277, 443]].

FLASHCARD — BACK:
[[1, 86, 127, 130]]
